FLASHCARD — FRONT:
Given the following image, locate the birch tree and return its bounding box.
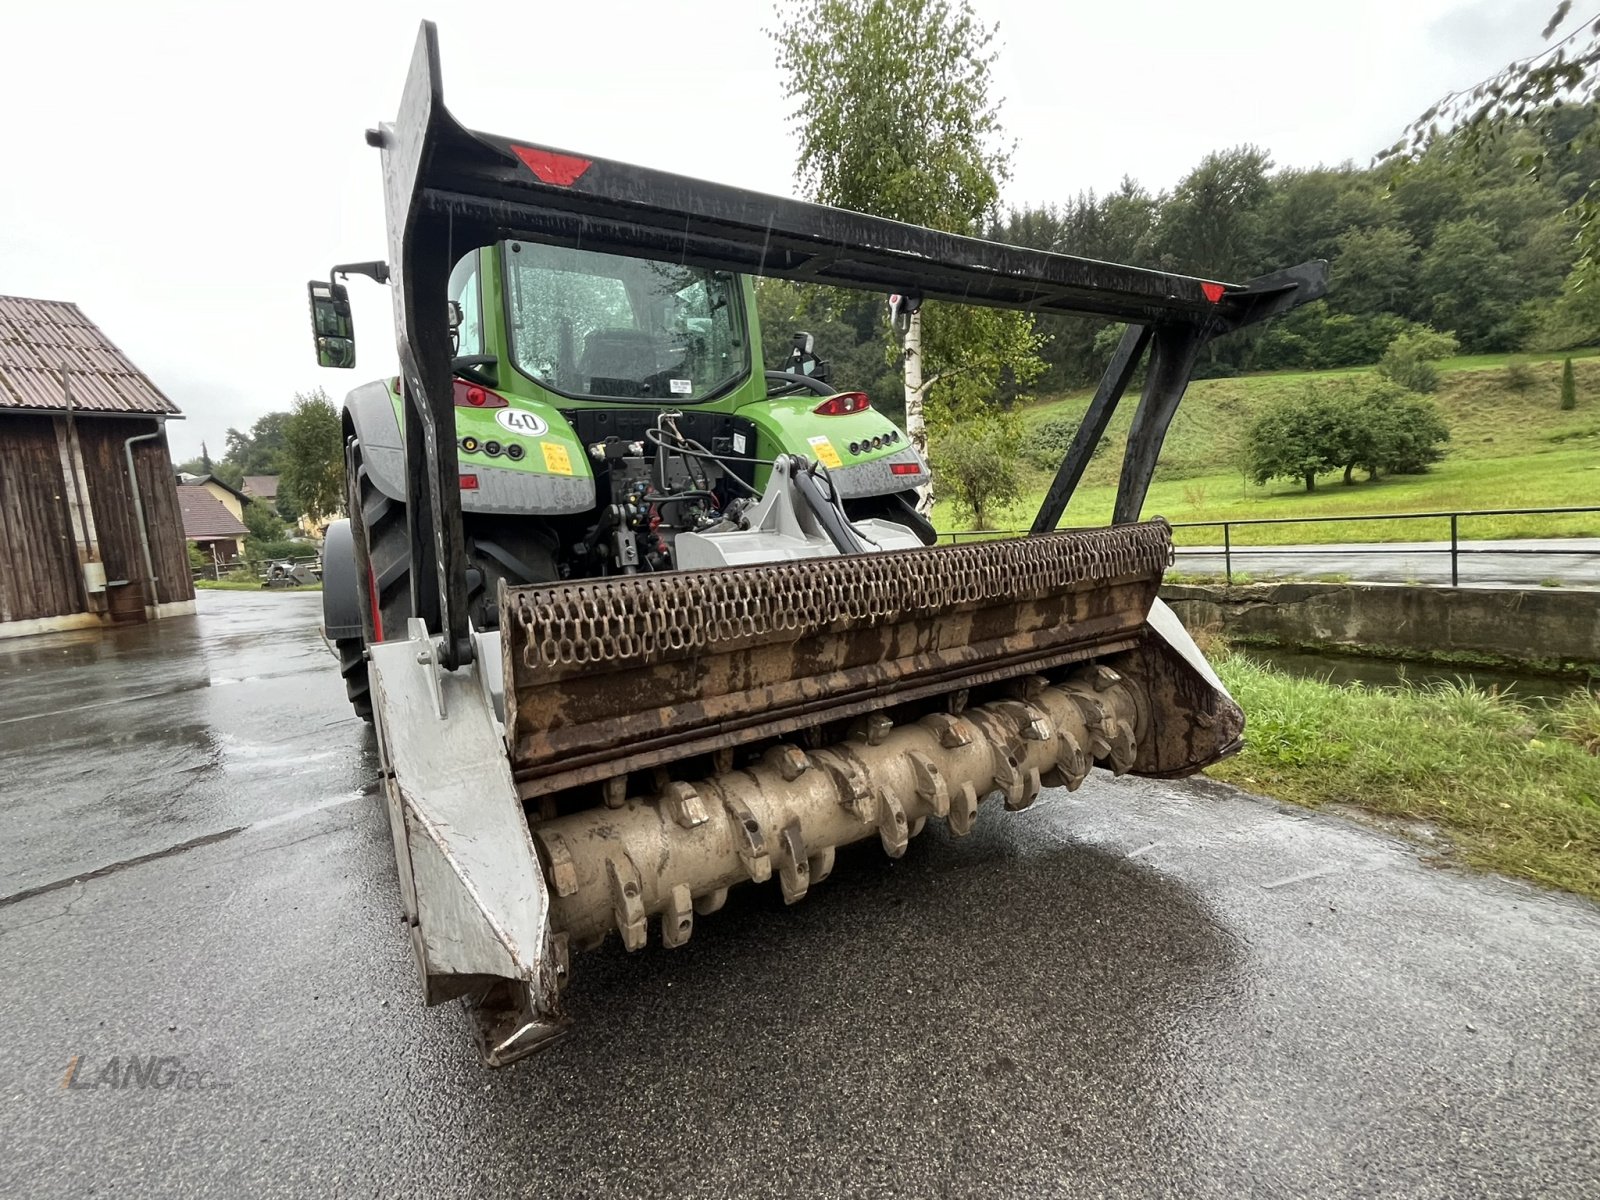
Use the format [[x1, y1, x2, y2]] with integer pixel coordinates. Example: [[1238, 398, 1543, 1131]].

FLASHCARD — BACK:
[[772, 0, 1042, 509]]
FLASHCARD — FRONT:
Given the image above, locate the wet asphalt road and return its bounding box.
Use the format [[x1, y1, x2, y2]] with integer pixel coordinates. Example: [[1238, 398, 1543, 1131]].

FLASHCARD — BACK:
[[1, 593, 1598, 1198]]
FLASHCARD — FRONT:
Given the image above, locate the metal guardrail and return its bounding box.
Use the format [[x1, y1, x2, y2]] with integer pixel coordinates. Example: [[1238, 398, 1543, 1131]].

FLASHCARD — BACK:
[[939, 506, 1600, 586]]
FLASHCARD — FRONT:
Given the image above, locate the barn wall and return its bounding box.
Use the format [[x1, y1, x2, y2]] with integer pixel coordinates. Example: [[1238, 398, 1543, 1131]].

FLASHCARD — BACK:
[[136, 429, 194, 605], [0, 415, 82, 622], [76, 418, 195, 608]]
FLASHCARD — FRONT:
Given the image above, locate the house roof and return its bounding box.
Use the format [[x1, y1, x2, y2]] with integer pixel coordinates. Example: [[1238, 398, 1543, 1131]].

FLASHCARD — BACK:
[[181, 472, 252, 506], [242, 475, 279, 500], [177, 485, 249, 540], [0, 295, 181, 416]]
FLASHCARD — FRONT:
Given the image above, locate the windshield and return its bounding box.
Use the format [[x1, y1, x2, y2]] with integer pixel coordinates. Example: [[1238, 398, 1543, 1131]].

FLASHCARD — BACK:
[[504, 242, 748, 402]]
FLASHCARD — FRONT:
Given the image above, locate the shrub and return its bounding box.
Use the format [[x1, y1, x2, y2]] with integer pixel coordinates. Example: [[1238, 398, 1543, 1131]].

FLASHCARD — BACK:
[[1561, 358, 1578, 411], [1552, 690, 1600, 755], [1376, 327, 1460, 394], [1504, 362, 1536, 392], [933, 420, 1025, 530], [1025, 415, 1109, 472]]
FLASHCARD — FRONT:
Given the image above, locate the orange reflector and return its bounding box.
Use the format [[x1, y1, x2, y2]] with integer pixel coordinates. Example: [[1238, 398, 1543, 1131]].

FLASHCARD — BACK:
[[510, 145, 593, 186]]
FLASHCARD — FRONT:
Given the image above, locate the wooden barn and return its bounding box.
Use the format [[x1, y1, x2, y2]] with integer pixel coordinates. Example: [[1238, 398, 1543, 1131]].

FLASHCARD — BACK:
[[0, 295, 195, 638]]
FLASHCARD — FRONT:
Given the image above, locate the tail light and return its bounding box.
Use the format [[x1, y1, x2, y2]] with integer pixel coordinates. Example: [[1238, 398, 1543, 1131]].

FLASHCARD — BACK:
[[890, 462, 922, 476], [454, 380, 509, 409], [813, 391, 870, 416], [459, 474, 480, 490]]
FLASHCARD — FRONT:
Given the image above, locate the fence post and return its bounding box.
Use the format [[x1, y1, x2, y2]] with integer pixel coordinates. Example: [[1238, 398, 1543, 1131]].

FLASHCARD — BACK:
[[1450, 514, 1458, 587], [1223, 523, 1233, 586]]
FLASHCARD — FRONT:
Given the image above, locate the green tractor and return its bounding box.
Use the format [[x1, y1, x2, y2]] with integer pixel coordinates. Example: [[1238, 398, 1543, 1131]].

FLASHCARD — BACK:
[[315, 240, 931, 718], [311, 22, 1326, 1065]]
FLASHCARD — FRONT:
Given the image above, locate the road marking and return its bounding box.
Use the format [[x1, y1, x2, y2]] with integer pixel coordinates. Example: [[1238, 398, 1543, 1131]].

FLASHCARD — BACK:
[[1262, 865, 1343, 891], [0, 681, 209, 725], [0, 826, 246, 908], [1126, 841, 1160, 860], [249, 791, 366, 831], [0, 791, 371, 909]]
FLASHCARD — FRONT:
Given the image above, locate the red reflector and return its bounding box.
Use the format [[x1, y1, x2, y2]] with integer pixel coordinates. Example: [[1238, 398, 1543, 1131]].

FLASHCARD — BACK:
[[459, 474, 480, 490], [453, 379, 508, 408], [1200, 281, 1225, 303], [813, 391, 871, 416], [890, 462, 921, 475], [511, 145, 593, 186]]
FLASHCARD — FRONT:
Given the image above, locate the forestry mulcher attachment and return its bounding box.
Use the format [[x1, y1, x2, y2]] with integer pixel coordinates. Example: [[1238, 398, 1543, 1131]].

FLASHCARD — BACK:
[[312, 22, 1327, 1065]]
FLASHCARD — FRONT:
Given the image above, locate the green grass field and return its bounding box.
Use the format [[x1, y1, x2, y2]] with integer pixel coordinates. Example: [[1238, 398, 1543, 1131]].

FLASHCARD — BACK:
[[1209, 650, 1600, 898], [934, 349, 1600, 544]]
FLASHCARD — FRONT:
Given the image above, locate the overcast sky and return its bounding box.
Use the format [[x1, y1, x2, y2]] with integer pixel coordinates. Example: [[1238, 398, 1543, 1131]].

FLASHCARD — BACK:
[[0, 0, 1554, 461]]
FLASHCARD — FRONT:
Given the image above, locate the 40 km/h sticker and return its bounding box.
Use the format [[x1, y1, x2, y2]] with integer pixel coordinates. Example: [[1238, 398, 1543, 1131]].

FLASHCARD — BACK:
[[495, 408, 549, 437]]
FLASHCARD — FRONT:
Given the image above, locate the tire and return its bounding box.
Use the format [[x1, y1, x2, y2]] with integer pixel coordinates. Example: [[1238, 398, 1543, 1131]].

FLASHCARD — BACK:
[[338, 637, 373, 721], [348, 443, 414, 643], [339, 438, 412, 724], [340, 434, 559, 722]]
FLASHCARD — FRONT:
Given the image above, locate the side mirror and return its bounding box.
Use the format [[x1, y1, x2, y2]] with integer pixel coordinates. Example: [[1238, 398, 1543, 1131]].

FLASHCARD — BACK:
[[446, 300, 464, 354], [307, 280, 355, 368], [787, 331, 830, 382]]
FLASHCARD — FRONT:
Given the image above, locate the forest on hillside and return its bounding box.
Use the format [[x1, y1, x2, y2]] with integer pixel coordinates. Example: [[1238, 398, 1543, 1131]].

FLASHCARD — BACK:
[[757, 105, 1600, 419]]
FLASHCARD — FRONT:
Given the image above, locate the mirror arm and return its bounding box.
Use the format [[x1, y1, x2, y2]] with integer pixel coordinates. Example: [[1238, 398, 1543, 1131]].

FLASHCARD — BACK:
[[331, 260, 391, 286]]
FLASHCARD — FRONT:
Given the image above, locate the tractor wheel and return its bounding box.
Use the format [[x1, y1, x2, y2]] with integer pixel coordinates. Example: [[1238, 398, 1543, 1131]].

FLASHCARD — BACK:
[[338, 637, 373, 721], [348, 438, 415, 643], [339, 438, 414, 723]]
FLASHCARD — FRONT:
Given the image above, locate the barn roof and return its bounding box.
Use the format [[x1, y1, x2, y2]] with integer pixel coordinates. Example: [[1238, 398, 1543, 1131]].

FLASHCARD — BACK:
[[177, 485, 249, 540], [0, 295, 182, 416]]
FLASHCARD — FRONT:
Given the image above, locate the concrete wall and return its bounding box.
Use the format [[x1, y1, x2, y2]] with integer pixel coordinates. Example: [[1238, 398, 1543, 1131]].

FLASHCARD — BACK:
[[1162, 581, 1600, 670]]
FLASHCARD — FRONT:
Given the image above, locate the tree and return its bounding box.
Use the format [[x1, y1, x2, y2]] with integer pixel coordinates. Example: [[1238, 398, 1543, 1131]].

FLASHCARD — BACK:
[[1562, 356, 1579, 409], [1244, 385, 1350, 492], [771, 0, 1043, 507], [931, 416, 1024, 528], [242, 498, 288, 545], [1154, 147, 1273, 278], [1245, 380, 1450, 491], [1532, 266, 1600, 348], [1388, 4, 1600, 280], [1417, 218, 1522, 349], [1330, 225, 1418, 315], [223, 411, 293, 476], [1376, 327, 1461, 393], [1362, 385, 1451, 474], [279, 389, 344, 526]]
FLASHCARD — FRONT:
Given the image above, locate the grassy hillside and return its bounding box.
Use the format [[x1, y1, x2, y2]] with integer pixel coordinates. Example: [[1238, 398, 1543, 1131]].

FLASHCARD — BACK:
[[934, 349, 1600, 545]]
